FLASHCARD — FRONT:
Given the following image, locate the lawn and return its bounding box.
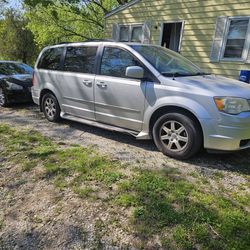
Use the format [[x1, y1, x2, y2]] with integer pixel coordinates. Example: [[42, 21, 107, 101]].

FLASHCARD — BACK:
[[0, 124, 249, 249]]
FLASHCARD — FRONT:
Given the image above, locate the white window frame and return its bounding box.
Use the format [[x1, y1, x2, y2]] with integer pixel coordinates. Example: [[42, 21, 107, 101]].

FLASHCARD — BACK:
[[119, 24, 143, 43], [221, 16, 250, 62], [159, 20, 185, 53]]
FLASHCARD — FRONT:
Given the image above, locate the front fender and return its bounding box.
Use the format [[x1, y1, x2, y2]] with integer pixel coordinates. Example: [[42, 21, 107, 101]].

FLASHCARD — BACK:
[[142, 96, 212, 132]]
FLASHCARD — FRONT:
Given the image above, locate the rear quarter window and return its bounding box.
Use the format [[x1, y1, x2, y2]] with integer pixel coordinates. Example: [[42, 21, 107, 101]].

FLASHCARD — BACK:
[[37, 47, 64, 70]]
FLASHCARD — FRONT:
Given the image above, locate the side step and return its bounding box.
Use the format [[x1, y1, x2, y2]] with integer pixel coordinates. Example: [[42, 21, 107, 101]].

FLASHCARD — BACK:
[[61, 113, 139, 137]]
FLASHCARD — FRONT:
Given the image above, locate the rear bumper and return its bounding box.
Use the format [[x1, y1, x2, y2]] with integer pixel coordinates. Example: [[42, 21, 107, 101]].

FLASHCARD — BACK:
[[31, 88, 40, 105], [201, 112, 250, 151]]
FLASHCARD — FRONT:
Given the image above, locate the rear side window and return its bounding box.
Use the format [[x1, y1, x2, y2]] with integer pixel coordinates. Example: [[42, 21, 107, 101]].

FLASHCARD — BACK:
[[100, 47, 141, 78], [63, 46, 97, 74], [38, 47, 63, 70]]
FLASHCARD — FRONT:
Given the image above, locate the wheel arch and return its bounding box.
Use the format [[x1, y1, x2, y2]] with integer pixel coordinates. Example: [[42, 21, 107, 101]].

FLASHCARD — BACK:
[[149, 105, 204, 142], [39, 88, 60, 112]]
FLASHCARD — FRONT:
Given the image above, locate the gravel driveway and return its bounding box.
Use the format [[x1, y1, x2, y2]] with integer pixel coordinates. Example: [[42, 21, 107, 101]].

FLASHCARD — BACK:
[[1, 103, 250, 175], [0, 104, 249, 249]]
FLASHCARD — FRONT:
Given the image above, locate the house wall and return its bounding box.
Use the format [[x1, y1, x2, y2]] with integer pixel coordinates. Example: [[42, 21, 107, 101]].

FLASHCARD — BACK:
[[105, 0, 250, 80]]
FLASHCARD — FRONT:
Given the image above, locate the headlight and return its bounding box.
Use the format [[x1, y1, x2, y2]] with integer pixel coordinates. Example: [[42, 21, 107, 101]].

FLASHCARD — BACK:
[[214, 97, 250, 115], [6, 81, 23, 90]]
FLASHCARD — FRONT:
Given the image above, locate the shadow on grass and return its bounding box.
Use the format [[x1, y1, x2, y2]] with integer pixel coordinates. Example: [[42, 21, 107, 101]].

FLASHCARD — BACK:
[[118, 170, 250, 249]]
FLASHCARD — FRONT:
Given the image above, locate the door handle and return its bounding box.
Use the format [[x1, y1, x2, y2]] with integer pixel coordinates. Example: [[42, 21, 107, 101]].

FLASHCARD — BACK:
[[96, 81, 107, 88], [82, 80, 92, 86]]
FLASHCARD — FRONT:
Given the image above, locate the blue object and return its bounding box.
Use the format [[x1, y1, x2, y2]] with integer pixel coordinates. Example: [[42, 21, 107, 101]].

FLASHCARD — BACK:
[[239, 70, 250, 83]]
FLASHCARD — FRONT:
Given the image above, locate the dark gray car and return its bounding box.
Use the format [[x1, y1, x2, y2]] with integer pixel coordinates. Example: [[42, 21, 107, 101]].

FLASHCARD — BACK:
[[0, 61, 33, 107]]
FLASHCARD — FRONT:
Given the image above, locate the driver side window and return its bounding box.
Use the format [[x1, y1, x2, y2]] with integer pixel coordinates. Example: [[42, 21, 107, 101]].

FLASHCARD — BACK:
[[100, 47, 142, 78]]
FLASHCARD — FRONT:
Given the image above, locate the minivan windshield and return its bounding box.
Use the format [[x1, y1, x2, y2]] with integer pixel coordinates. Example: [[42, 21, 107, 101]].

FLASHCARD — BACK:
[[0, 62, 33, 76], [130, 45, 207, 77]]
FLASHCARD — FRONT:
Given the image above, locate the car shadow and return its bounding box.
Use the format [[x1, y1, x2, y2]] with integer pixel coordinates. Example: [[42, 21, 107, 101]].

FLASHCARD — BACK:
[[63, 118, 250, 175], [3, 103, 250, 175]]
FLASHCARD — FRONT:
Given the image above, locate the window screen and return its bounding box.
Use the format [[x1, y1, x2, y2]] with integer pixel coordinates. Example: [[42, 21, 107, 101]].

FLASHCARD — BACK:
[[131, 26, 143, 42], [100, 47, 141, 78], [223, 19, 249, 59], [118, 25, 143, 43], [120, 26, 129, 42], [38, 47, 63, 70], [64, 46, 97, 74]]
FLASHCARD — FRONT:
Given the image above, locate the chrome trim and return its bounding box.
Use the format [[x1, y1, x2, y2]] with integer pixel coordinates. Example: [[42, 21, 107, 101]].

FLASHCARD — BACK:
[[95, 110, 142, 124], [63, 96, 94, 105], [95, 101, 141, 113], [62, 104, 95, 113], [61, 112, 138, 136]]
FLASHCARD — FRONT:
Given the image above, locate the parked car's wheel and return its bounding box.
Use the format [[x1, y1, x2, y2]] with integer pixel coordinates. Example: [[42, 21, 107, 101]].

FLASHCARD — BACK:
[[152, 113, 202, 160], [0, 87, 8, 107], [42, 93, 61, 122]]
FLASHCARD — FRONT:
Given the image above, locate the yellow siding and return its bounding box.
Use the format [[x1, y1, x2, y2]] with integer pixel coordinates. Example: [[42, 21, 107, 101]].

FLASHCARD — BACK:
[[105, 0, 250, 79]]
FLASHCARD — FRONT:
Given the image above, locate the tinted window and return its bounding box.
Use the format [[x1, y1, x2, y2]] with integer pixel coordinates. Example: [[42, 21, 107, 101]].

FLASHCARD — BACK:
[[100, 47, 141, 78], [38, 47, 63, 70], [64, 46, 97, 74], [0, 62, 33, 75]]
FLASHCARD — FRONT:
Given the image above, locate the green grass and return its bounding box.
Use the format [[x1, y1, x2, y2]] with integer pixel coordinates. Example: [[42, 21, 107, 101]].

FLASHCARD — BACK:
[[0, 219, 4, 230], [0, 123, 249, 249]]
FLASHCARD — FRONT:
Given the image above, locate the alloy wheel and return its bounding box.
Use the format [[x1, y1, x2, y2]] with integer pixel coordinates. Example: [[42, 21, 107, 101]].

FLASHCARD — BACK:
[[44, 97, 56, 119], [160, 120, 189, 152]]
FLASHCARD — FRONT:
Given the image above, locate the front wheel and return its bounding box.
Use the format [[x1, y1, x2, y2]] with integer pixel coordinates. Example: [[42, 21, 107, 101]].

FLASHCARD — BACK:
[[42, 93, 61, 122], [152, 113, 202, 160], [0, 87, 8, 107]]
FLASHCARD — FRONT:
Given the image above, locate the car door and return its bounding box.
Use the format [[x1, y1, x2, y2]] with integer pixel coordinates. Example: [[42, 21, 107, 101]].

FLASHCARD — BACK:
[[94, 46, 148, 131], [57, 45, 98, 120]]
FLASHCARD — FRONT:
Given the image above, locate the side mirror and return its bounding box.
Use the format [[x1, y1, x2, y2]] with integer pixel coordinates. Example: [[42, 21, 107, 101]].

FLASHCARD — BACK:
[[125, 66, 144, 79]]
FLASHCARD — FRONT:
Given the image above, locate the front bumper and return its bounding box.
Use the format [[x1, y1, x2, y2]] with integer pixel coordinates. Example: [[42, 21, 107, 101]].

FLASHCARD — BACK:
[[201, 112, 250, 151], [6, 88, 32, 103]]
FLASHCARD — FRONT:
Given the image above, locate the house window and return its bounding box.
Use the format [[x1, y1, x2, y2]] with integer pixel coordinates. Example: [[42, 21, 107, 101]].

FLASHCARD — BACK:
[[119, 25, 143, 43], [222, 18, 250, 60], [120, 26, 129, 42], [131, 26, 143, 42]]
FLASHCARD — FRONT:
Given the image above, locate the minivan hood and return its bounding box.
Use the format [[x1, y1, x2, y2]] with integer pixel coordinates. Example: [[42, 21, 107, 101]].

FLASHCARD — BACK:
[[164, 74, 250, 99]]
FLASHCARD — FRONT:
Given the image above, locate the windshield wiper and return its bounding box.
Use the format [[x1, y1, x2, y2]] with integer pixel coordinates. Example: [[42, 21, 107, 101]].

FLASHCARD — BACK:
[[162, 72, 211, 78], [195, 72, 211, 76], [161, 72, 193, 77]]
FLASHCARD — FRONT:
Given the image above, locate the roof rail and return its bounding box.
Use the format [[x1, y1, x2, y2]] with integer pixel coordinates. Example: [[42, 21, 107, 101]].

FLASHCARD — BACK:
[[54, 39, 115, 45], [56, 42, 72, 45], [84, 39, 115, 42]]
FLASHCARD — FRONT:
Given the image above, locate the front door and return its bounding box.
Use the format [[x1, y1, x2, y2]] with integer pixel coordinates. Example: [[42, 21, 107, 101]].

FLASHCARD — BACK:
[[94, 46, 147, 131], [58, 45, 98, 120], [161, 22, 183, 52]]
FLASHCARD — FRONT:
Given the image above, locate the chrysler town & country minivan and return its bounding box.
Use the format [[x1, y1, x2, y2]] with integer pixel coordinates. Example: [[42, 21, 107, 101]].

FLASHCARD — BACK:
[[32, 41, 250, 159]]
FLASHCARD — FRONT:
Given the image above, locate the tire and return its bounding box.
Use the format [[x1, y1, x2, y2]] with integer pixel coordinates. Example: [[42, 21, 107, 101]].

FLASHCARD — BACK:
[[0, 87, 9, 107], [42, 93, 61, 122], [152, 113, 202, 160]]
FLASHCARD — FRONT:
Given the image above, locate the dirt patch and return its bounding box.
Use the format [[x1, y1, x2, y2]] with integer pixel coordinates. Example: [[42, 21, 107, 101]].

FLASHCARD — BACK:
[[0, 104, 250, 249]]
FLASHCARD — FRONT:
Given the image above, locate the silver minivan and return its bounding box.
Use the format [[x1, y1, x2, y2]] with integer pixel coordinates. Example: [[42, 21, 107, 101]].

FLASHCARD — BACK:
[[32, 41, 250, 159]]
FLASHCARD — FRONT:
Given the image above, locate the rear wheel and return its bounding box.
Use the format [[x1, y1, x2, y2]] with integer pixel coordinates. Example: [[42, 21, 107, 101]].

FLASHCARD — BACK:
[[42, 93, 61, 122], [0, 87, 8, 107], [152, 113, 202, 160]]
